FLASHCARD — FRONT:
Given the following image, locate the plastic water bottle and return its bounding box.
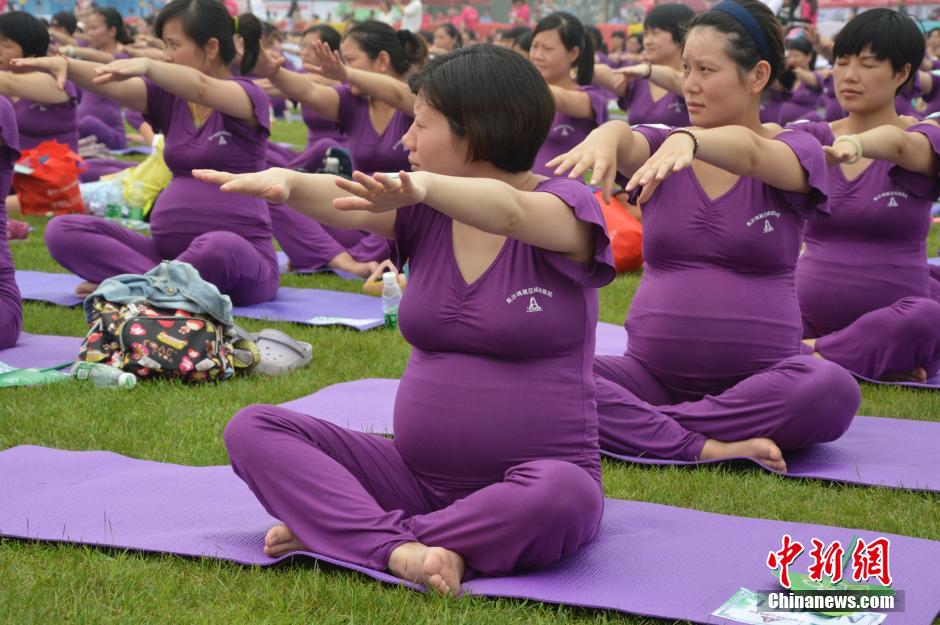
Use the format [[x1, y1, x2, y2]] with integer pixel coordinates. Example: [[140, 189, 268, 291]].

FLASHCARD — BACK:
[[71, 362, 137, 389], [323, 155, 340, 174], [381, 271, 402, 329]]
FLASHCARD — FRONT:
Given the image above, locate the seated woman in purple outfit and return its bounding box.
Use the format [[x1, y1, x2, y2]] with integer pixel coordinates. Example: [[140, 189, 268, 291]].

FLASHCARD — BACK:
[[777, 37, 823, 124], [251, 21, 427, 277], [593, 4, 694, 129], [260, 24, 346, 174], [786, 9, 940, 383], [549, 0, 860, 470], [0, 96, 19, 349], [0, 13, 80, 154], [60, 8, 135, 150], [15, 0, 279, 305], [195, 45, 616, 596], [529, 12, 609, 177]]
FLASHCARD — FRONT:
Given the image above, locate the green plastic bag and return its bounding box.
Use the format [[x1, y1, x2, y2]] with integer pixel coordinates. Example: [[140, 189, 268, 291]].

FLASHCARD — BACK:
[[0, 362, 73, 388]]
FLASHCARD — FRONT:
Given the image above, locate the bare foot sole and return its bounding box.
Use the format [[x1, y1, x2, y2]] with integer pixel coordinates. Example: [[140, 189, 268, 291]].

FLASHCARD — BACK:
[[388, 542, 466, 596], [700, 437, 787, 473], [880, 367, 927, 384], [75, 281, 99, 298], [263, 523, 308, 558]]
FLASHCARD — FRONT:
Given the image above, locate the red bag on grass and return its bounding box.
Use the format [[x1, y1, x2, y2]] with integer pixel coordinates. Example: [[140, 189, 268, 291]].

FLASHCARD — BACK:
[[13, 140, 87, 215], [595, 190, 643, 272]]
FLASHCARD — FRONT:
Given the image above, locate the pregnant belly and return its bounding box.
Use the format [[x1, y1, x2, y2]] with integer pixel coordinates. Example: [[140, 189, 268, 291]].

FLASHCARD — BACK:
[[627, 266, 802, 397], [393, 350, 597, 490]]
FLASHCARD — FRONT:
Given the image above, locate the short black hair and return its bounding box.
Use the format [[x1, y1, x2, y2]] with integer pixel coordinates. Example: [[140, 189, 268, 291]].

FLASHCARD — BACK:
[[345, 21, 427, 75], [303, 24, 341, 51], [833, 8, 924, 92], [685, 0, 792, 92], [534, 12, 595, 85], [156, 0, 263, 76], [0, 12, 50, 58], [645, 3, 695, 44], [51, 11, 78, 35], [786, 36, 816, 68], [409, 44, 554, 173]]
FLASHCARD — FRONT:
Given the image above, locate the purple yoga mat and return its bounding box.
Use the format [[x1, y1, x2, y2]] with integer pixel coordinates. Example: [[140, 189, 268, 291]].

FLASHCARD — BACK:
[[15, 270, 83, 307], [2, 445, 938, 624], [595, 322, 940, 390], [0, 333, 82, 369], [15, 270, 384, 331], [281, 378, 940, 492], [275, 251, 359, 280]]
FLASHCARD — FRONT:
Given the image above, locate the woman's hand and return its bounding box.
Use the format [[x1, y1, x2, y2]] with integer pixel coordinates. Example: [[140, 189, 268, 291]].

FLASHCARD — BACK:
[[192, 168, 293, 203], [611, 63, 649, 92], [822, 139, 862, 167], [303, 40, 348, 83], [92, 57, 151, 84], [333, 171, 426, 213], [625, 131, 695, 204], [545, 124, 621, 202], [253, 46, 285, 80], [9, 56, 69, 89]]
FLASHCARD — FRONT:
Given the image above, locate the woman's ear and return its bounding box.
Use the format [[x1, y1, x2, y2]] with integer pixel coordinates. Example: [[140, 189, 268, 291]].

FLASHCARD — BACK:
[[567, 45, 580, 67], [750, 59, 772, 94], [204, 36, 221, 62], [894, 62, 912, 90], [375, 49, 392, 73]]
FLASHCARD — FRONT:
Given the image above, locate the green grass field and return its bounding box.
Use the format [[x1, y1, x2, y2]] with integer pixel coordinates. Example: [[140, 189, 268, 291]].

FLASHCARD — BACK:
[[2, 118, 939, 624]]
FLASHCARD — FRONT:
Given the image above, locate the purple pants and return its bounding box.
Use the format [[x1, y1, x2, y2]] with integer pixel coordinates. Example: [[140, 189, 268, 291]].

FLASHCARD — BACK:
[[78, 115, 127, 150], [810, 296, 940, 379], [225, 405, 604, 576], [269, 202, 390, 271], [0, 266, 21, 349], [266, 138, 340, 173], [271, 97, 287, 120], [44, 215, 279, 305], [595, 353, 859, 461], [80, 158, 134, 184]]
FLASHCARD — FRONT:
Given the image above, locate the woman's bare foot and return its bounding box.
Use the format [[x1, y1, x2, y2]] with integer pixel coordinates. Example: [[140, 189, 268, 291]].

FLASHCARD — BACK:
[[75, 281, 99, 298], [388, 541, 466, 596], [700, 437, 787, 473], [328, 252, 379, 278], [263, 523, 308, 558], [881, 367, 928, 384], [804, 339, 928, 383]]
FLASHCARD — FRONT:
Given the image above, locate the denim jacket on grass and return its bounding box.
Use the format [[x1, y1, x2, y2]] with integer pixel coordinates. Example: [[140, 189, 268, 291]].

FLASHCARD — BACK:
[[83, 260, 234, 326]]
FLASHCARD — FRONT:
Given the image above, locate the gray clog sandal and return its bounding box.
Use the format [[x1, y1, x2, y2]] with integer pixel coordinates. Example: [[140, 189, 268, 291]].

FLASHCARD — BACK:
[[250, 329, 313, 376]]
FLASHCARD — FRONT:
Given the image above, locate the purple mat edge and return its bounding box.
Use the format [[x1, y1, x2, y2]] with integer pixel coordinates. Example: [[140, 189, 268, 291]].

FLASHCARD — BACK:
[[4, 444, 938, 625]]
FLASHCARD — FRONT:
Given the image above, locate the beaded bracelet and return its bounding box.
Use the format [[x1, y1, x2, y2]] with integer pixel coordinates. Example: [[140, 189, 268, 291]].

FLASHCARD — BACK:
[[667, 128, 699, 156], [833, 134, 863, 165]]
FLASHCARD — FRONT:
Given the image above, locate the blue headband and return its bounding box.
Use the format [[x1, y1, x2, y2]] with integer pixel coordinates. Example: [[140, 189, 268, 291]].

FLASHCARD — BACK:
[[711, 1, 772, 63]]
